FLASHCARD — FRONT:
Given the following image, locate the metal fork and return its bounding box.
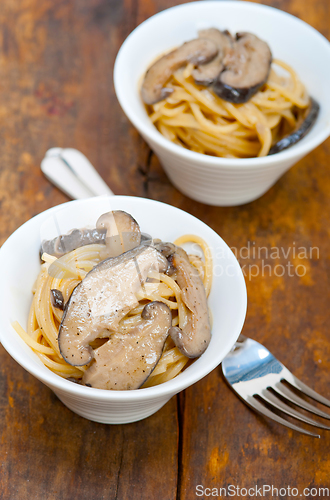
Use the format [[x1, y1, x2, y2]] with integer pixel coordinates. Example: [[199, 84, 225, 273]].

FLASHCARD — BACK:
[[222, 335, 330, 438]]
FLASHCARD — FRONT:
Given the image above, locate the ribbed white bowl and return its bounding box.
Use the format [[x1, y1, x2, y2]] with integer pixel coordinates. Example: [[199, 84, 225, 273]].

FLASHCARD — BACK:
[[0, 196, 247, 424], [114, 1, 330, 206], [55, 390, 171, 424]]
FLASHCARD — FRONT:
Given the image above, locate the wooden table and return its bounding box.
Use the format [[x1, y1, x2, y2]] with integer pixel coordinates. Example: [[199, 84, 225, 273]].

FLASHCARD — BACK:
[[0, 1, 329, 498]]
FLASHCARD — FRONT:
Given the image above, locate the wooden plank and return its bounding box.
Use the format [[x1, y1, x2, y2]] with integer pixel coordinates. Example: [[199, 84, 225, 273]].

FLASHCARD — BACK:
[[0, 353, 178, 500]]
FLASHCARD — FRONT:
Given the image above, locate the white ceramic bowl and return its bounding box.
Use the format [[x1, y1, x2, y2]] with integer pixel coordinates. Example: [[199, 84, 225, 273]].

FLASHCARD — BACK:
[[114, 1, 330, 206], [0, 196, 247, 424]]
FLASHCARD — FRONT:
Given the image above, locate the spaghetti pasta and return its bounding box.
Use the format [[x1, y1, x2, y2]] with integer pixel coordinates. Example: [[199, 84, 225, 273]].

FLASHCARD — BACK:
[[145, 59, 310, 158], [14, 233, 213, 389]]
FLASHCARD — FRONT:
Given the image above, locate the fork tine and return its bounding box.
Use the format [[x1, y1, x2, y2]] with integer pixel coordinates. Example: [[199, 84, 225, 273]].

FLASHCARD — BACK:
[[261, 389, 330, 430], [274, 381, 330, 420], [245, 396, 320, 438], [283, 370, 330, 408]]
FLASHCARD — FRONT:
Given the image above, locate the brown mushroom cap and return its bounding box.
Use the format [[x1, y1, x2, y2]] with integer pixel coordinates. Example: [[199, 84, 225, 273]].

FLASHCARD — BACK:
[[41, 210, 141, 258], [213, 32, 272, 103], [158, 243, 211, 358], [82, 301, 172, 390], [41, 227, 106, 258], [193, 28, 234, 85], [58, 245, 169, 366], [50, 289, 65, 311], [268, 97, 319, 155], [96, 210, 141, 259], [141, 38, 218, 105]]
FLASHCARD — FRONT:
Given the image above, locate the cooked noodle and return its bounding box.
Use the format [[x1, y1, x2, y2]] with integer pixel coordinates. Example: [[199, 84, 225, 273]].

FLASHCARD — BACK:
[[13, 235, 212, 388], [146, 59, 309, 158]]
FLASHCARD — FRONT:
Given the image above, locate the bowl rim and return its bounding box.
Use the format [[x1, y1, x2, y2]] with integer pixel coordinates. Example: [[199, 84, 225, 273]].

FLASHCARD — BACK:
[[0, 195, 247, 401], [114, 0, 330, 169]]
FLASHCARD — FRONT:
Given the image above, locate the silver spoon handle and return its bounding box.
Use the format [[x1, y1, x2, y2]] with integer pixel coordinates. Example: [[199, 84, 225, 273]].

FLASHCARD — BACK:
[[41, 148, 114, 199]]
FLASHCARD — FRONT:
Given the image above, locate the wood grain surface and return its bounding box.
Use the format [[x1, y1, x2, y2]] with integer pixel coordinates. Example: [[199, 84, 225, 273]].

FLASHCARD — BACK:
[[0, 1, 329, 499]]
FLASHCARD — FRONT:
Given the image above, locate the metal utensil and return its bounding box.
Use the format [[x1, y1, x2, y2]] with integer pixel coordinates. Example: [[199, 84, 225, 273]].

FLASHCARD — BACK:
[[222, 335, 330, 438], [41, 148, 114, 199]]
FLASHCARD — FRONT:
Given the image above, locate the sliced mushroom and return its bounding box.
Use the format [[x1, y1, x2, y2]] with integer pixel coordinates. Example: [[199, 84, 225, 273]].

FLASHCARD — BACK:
[[50, 289, 65, 311], [141, 232, 152, 245], [41, 227, 106, 258], [96, 210, 141, 259], [193, 29, 234, 85], [141, 38, 218, 105], [213, 32, 272, 103], [153, 241, 179, 275], [58, 245, 169, 366], [268, 97, 320, 155], [40, 210, 141, 258], [154, 241, 176, 258], [82, 301, 172, 390], [166, 246, 211, 358]]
